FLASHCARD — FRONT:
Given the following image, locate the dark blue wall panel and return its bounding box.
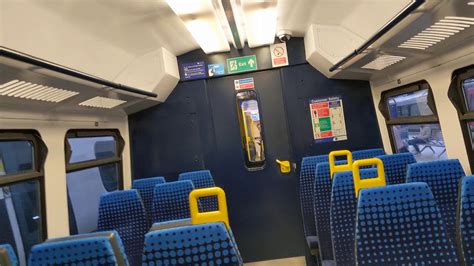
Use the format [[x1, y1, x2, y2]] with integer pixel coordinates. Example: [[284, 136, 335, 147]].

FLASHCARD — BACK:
[[129, 38, 383, 263]]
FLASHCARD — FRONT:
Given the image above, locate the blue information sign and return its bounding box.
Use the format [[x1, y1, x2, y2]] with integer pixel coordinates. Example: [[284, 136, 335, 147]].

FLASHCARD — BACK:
[[182, 61, 206, 80], [208, 63, 225, 77]]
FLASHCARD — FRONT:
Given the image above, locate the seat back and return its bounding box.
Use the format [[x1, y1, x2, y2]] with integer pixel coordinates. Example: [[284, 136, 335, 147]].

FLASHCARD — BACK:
[[355, 183, 458, 265], [142, 222, 243, 266], [352, 148, 384, 160], [407, 159, 465, 242], [98, 190, 148, 265], [179, 170, 217, 211], [378, 153, 416, 184], [152, 180, 195, 223], [299, 155, 328, 237], [314, 162, 334, 260], [331, 168, 379, 266], [132, 176, 166, 225], [0, 244, 18, 266], [29, 231, 128, 266], [458, 175, 474, 264]]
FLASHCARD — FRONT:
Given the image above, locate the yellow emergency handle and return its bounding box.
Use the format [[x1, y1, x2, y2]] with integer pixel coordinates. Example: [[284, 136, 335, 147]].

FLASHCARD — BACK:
[[353, 158, 386, 198], [329, 150, 353, 178], [276, 160, 291, 174], [189, 187, 230, 229]]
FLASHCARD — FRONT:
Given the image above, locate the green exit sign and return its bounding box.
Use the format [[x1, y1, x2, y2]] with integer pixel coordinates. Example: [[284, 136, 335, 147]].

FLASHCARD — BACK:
[[226, 55, 258, 74]]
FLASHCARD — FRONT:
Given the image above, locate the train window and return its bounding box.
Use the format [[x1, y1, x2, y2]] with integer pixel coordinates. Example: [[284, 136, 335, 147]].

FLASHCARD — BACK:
[[380, 81, 447, 161], [449, 66, 474, 171], [236, 90, 265, 170], [65, 130, 124, 235], [0, 131, 47, 264]]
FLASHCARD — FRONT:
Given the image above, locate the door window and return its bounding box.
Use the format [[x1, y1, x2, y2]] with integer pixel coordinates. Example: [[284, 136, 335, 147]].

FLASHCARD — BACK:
[[236, 90, 266, 169]]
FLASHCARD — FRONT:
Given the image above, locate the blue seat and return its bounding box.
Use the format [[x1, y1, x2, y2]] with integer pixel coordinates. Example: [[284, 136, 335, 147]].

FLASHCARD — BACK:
[[132, 176, 166, 225], [0, 244, 18, 266], [355, 182, 458, 265], [98, 190, 148, 265], [29, 231, 129, 266], [142, 222, 243, 266], [179, 170, 217, 212], [330, 169, 379, 266], [152, 180, 195, 223], [377, 153, 416, 184], [406, 159, 465, 243], [459, 175, 474, 264], [352, 148, 384, 160], [299, 155, 328, 251], [314, 162, 335, 261]]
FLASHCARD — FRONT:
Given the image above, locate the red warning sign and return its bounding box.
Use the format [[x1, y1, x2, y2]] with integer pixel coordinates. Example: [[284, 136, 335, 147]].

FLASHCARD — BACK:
[[270, 43, 289, 67]]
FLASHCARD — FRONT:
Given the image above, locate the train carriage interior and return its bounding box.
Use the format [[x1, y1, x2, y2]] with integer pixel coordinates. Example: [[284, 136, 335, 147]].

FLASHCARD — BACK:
[[0, 0, 474, 265]]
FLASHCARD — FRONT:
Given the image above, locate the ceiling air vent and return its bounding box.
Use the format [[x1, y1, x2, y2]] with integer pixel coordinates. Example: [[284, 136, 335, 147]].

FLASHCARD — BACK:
[[399, 16, 473, 50], [0, 79, 79, 102], [79, 96, 126, 109], [362, 55, 406, 70]]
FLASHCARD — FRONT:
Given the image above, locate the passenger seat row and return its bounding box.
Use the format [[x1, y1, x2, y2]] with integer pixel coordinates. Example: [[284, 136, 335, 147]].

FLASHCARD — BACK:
[[300, 148, 474, 265], [1, 170, 243, 266]]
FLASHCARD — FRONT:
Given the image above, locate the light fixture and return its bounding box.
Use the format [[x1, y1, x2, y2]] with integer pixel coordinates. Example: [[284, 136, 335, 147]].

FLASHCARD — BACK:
[[362, 55, 406, 70], [166, 0, 230, 54], [238, 0, 277, 48]]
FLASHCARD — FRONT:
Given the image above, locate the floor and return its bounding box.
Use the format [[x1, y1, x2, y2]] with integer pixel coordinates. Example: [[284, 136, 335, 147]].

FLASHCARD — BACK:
[[410, 145, 447, 162], [245, 256, 306, 266]]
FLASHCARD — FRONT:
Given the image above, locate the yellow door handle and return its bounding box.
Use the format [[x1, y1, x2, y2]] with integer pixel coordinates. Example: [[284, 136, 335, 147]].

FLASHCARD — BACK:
[[276, 160, 291, 174]]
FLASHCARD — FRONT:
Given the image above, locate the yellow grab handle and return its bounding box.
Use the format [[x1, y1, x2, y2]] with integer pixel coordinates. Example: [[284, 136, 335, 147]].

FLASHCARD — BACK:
[[329, 150, 353, 178], [352, 158, 386, 198], [189, 187, 230, 229], [276, 160, 291, 174]]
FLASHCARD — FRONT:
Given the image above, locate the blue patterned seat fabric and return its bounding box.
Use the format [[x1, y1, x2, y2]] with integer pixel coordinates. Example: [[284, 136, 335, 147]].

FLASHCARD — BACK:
[[406, 159, 465, 243], [132, 176, 166, 226], [299, 155, 328, 250], [377, 153, 416, 184], [0, 244, 18, 266], [352, 148, 384, 161], [98, 190, 148, 265], [28, 231, 129, 266], [142, 222, 243, 266], [330, 168, 379, 266], [152, 180, 195, 224], [314, 161, 336, 261], [459, 175, 474, 264], [179, 170, 217, 212], [355, 182, 458, 265]]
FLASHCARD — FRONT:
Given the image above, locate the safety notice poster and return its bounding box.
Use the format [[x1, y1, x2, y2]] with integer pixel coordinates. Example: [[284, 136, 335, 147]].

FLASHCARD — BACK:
[[309, 96, 347, 143]]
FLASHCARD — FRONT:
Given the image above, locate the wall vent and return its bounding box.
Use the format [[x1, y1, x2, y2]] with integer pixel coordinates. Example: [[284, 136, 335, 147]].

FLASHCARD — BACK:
[[399, 16, 473, 50], [0, 79, 79, 102], [361, 55, 406, 70], [79, 96, 126, 109]]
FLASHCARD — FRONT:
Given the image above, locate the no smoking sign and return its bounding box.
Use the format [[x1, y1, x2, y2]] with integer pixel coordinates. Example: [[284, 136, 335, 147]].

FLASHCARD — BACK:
[[270, 43, 289, 67]]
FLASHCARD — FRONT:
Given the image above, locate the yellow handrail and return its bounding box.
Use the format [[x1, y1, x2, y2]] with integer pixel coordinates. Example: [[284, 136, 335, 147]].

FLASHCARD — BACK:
[[189, 187, 230, 229], [329, 150, 353, 178], [352, 158, 386, 197]]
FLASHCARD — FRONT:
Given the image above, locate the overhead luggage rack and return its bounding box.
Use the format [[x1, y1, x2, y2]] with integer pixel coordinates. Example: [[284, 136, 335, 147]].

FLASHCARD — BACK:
[[330, 0, 474, 79], [0, 47, 160, 115]]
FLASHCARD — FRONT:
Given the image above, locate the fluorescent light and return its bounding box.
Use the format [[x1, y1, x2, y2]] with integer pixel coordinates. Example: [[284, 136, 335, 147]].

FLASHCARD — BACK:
[[166, 0, 230, 54], [241, 0, 277, 48]]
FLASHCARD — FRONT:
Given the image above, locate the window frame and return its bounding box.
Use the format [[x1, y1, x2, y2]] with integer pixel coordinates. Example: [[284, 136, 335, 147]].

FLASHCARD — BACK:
[[65, 129, 125, 184], [448, 65, 474, 171], [378, 80, 441, 154], [235, 89, 267, 171], [0, 130, 48, 241]]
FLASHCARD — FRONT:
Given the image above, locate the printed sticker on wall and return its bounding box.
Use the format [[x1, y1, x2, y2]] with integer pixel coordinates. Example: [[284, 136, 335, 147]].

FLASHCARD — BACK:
[[182, 61, 206, 80], [270, 42, 289, 67], [208, 63, 225, 77], [234, 77, 255, 90], [309, 96, 347, 143], [227, 55, 257, 74]]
